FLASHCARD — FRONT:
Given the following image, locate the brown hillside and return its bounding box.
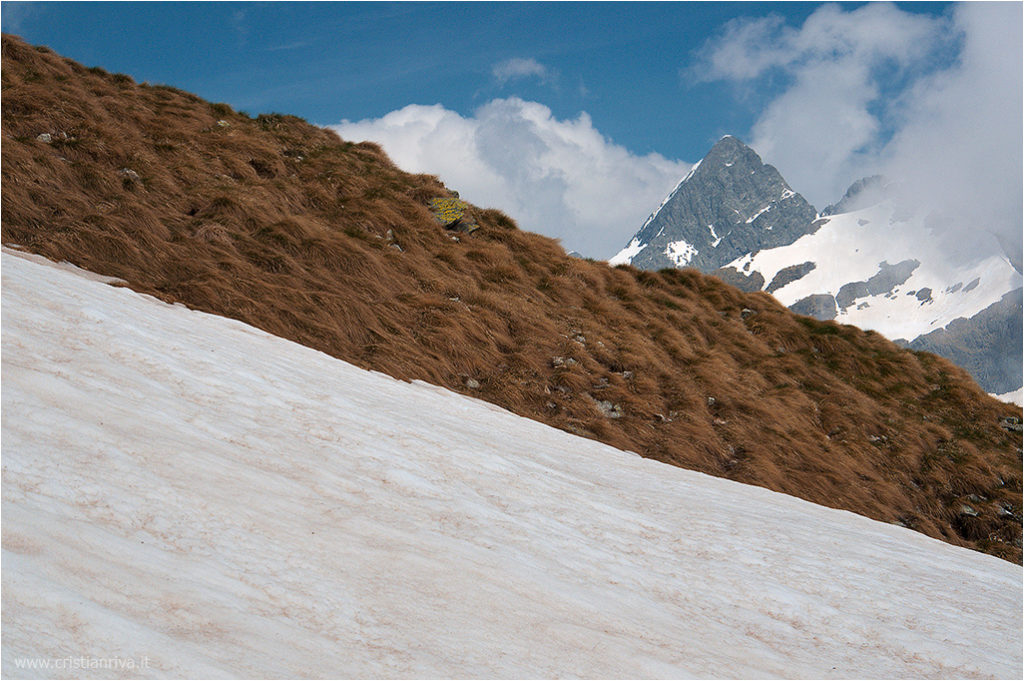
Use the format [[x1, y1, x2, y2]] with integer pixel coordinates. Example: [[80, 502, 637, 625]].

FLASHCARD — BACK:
[[2, 34, 1021, 562]]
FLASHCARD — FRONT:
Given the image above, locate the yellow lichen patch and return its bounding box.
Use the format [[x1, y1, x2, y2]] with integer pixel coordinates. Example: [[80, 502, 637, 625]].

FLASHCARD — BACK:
[[429, 197, 468, 224]]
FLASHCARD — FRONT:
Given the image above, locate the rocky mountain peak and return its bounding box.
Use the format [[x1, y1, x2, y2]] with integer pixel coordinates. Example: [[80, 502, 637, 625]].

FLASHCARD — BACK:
[[703, 134, 761, 166], [610, 136, 819, 271]]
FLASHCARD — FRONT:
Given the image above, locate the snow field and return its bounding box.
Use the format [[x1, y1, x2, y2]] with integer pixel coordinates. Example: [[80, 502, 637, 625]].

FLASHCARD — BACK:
[[727, 203, 1022, 340], [2, 249, 1021, 678]]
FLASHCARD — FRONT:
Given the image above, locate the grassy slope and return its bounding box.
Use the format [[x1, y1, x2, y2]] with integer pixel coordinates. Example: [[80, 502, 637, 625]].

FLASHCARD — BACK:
[[2, 35, 1021, 562]]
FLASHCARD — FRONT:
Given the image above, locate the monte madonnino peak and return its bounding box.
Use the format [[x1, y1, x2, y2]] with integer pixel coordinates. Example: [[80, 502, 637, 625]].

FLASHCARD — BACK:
[[610, 135, 818, 272]]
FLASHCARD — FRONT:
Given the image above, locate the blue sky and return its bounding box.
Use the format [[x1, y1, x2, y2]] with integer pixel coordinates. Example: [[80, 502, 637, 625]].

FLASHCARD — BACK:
[[0, 2, 952, 160], [3, 2, 1019, 259]]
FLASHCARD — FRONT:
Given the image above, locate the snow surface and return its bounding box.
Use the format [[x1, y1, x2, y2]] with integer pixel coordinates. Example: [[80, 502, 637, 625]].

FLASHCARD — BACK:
[[607, 235, 644, 266], [2, 249, 1022, 679], [745, 203, 773, 224], [708, 224, 723, 248], [663, 239, 697, 267], [727, 202, 1023, 340]]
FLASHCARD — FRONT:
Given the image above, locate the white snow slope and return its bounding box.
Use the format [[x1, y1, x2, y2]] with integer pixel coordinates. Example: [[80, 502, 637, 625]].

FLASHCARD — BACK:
[[727, 202, 1022, 341], [2, 248, 1022, 679]]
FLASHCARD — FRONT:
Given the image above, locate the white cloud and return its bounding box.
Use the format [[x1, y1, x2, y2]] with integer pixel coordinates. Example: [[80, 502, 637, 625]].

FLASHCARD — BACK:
[[877, 3, 1023, 262], [492, 58, 550, 85], [331, 98, 689, 259], [695, 2, 1022, 265]]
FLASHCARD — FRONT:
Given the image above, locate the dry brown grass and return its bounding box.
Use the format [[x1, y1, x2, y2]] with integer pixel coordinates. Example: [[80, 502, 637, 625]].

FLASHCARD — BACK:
[[3, 34, 1021, 562]]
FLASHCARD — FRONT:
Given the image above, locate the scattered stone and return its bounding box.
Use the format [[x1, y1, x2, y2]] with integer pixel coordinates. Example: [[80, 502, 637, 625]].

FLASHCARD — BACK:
[[966, 493, 986, 504], [621, 371, 633, 380], [217, 120, 230, 127], [546, 401, 557, 410], [959, 504, 979, 517], [573, 334, 586, 344], [998, 504, 1019, 520], [118, 168, 141, 181], [706, 396, 716, 407], [740, 308, 756, 320], [593, 377, 609, 390], [999, 416, 1022, 433], [594, 399, 623, 419], [36, 132, 52, 143], [464, 378, 480, 390], [389, 243, 403, 252], [551, 356, 577, 369]]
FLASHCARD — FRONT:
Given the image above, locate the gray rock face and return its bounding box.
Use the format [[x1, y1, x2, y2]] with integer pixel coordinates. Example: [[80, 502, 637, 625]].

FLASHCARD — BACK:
[[790, 294, 838, 320], [899, 287, 1023, 394], [618, 136, 819, 272], [866, 260, 920, 296], [710, 266, 765, 293], [836, 282, 870, 310], [825, 260, 924, 314], [766, 261, 817, 294]]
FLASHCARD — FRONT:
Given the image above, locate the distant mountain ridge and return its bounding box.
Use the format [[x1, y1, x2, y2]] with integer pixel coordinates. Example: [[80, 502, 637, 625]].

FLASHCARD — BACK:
[[613, 137, 1023, 398]]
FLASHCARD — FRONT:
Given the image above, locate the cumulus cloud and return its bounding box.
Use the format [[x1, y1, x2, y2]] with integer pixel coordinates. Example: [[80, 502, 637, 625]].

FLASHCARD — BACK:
[[492, 57, 550, 85], [694, 2, 1022, 266], [331, 98, 689, 259]]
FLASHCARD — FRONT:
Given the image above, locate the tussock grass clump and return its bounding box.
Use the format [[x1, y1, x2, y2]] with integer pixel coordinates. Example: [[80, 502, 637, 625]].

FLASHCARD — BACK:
[[2, 33, 1021, 562]]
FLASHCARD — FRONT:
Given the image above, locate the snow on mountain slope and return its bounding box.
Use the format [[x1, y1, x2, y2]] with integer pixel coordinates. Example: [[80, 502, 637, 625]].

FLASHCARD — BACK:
[[727, 201, 1022, 341], [2, 249, 1021, 679]]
